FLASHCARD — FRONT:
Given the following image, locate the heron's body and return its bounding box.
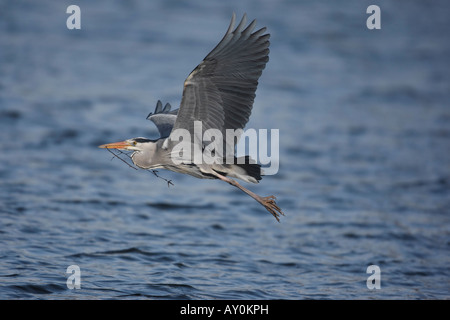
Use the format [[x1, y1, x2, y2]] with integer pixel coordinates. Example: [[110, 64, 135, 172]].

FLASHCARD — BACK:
[[100, 13, 284, 221], [128, 137, 261, 183]]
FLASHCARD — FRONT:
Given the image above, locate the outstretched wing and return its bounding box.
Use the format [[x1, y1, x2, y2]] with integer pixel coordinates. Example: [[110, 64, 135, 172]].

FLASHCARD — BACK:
[[147, 100, 178, 138], [169, 13, 270, 157]]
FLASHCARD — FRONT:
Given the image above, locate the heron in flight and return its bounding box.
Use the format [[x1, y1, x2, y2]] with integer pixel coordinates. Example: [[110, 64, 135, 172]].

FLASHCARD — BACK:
[[99, 13, 284, 221]]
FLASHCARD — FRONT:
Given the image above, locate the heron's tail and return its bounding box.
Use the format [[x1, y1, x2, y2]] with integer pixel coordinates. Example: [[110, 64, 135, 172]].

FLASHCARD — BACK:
[[230, 156, 262, 184]]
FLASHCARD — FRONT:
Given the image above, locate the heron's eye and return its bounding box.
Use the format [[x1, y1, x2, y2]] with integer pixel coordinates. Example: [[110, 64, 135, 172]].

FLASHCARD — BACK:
[[133, 141, 137, 146]]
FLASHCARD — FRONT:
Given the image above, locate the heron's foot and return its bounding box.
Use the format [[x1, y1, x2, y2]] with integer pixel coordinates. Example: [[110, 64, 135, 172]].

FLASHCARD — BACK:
[[260, 195, 284, 222]]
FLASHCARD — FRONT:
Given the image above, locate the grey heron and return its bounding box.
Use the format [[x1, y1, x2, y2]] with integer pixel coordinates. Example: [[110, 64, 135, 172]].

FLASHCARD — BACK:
[[99, 13, 284, 221]]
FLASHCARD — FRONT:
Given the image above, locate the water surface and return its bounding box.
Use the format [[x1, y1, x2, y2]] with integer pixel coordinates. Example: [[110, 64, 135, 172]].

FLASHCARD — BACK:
[[1, 0, 449, 299]]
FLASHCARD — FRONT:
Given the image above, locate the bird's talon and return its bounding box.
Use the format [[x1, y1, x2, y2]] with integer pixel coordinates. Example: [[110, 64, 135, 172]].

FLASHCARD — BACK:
[[260, 195, 284, 222]]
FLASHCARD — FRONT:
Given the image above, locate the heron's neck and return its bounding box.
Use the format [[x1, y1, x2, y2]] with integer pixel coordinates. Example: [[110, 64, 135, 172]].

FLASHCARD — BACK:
[[131, 141, 157, 169]]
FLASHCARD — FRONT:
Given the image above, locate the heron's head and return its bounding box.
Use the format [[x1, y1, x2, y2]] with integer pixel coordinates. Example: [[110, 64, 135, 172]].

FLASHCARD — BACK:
[[98, 137, 153, 152], [99, 137, 157, 169]]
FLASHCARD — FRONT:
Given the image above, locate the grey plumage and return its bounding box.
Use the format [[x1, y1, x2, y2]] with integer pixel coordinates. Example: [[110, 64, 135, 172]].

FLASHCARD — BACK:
[[172, 13, 270, 156], [147, 100, 178, 138]]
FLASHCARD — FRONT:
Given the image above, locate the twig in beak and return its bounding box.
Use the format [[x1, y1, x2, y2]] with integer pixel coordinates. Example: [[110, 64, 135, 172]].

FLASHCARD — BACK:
[[104, 148, 174, 187]]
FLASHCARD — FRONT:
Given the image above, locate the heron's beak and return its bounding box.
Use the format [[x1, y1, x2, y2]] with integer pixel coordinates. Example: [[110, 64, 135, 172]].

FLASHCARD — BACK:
[[98, 140, 132, 150]]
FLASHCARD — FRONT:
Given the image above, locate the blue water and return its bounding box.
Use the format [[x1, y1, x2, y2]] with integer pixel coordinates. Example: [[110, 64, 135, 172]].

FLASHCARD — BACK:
[[1, 0, 449, 299]]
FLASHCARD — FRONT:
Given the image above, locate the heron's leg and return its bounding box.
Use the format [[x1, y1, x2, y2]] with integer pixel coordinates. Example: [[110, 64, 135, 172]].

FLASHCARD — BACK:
[[211, 170, 284, 222]]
